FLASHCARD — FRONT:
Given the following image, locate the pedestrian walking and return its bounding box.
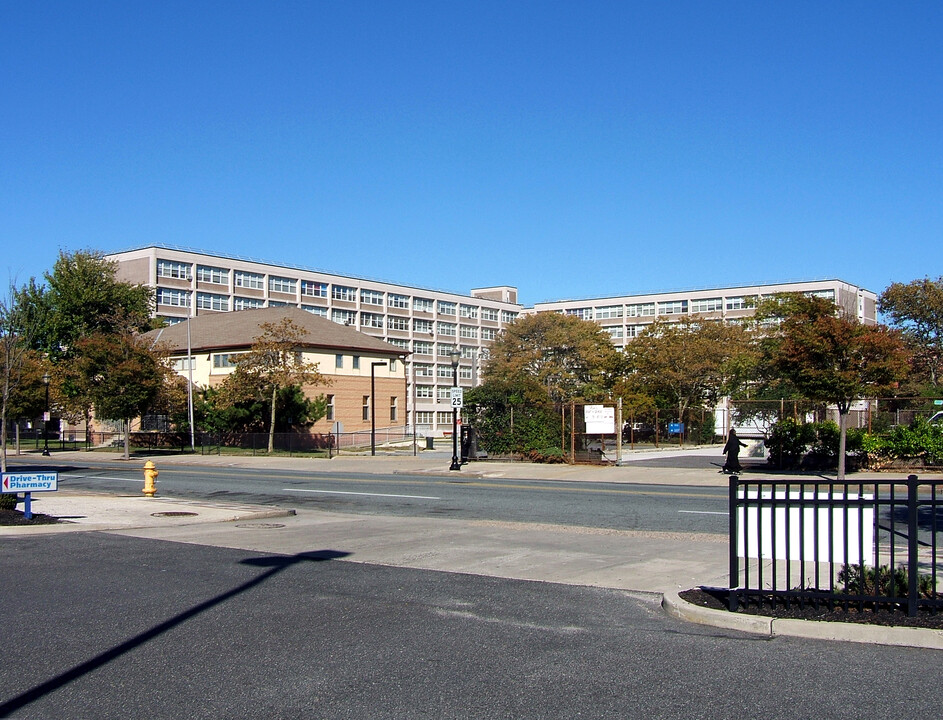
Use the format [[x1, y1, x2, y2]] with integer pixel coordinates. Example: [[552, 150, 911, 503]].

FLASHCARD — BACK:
[[722, 428, 747, 473]]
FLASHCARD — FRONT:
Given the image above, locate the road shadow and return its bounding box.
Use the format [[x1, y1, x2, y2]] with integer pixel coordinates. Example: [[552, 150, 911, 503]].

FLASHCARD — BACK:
[[0, 549, 351, 717]]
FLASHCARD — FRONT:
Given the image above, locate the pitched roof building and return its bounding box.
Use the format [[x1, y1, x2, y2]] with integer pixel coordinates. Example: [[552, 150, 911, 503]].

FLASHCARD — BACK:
[[144, 306, 409, 436]]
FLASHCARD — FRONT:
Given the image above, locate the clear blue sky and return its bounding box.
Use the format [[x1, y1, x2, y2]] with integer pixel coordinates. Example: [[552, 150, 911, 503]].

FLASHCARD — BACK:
[[2, 2, 940, 306]]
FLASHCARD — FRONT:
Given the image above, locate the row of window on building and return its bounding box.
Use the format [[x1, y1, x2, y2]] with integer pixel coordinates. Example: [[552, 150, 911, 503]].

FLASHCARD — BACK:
[[562, 289, 837, 322], [323, 395, 400, 424], [323, 396, 459, 427], [156, 260, 516, 321]]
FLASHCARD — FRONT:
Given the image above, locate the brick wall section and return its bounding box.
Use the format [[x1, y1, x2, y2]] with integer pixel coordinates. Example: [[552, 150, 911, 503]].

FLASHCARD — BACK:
[[307, 375, 407, 433]]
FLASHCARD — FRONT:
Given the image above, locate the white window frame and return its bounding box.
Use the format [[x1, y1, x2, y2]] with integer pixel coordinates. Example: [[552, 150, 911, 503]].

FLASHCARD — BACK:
[[658, 300, 688, 315], [233, 296, 264, 311], [234, 271, 265, 290], [196, 265, 228, 285], [301, 280, 328, 297], [196, 293, 229, 311], [361, 312, 384, 329], [156, 288, 190, 308], [595, 305, 623, 320], [269, 276, 297, 294], [690, 298, 723, 313], [361, 289, 384, 306], [332, 285, 357, 302], [332, 309, 356, 325]]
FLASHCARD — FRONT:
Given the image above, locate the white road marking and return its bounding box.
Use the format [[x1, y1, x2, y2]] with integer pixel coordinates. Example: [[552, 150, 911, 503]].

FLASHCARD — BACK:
[[678, 510, 728, 516], [282, 488, 440, 500], [62, 474, 146, 483]]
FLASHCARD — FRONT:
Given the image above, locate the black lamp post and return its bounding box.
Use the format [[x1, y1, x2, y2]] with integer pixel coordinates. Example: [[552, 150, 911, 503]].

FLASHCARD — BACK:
[[371, 361, 387, 456], [449, 349, 461, 471], [41, 372, 51, 457]]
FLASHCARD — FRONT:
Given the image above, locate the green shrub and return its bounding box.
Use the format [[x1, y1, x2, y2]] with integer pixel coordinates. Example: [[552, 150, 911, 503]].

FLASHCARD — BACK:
[[857, 417, 943, 467], [765, 418, 816, 469], [805, 420, 840, 469], [838, 563, 936, 599], [0, 494, 18, 511]]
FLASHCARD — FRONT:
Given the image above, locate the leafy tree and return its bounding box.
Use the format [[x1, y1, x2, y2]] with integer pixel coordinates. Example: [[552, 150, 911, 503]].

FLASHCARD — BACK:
[[879, 277, 943, 390], [467, 313, 619, 459], [19, 250, 154, 360], [1, 284, 47, 471], [463, 378, 563, 460], [483, 312, 620, 404], [621, 316, 755, 427], [761, 294, 911, 479], [215, 318, 328, 452], [4, 351, 49, 456], [72, 332, 166, 460]]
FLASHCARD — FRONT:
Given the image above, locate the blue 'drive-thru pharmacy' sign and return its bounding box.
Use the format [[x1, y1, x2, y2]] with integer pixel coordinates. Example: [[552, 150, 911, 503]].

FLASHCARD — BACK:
[[1, 472, 59, 493]]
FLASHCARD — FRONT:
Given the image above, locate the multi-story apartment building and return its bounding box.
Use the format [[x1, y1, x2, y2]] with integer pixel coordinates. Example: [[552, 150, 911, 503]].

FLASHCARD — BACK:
[[108, 246, 877, 434], [109, 246, 522, 436], [532, 280, 877, 349]]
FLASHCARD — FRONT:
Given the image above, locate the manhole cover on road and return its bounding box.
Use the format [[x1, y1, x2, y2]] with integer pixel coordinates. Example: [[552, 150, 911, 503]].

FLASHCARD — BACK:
[[150, 511, 199, 518], [235, 523, 286, 529]]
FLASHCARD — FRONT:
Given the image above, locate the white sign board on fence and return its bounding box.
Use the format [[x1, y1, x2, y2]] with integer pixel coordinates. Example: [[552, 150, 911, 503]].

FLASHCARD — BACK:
[[737, 490, 874, 565], [584, 405, 615, 434]]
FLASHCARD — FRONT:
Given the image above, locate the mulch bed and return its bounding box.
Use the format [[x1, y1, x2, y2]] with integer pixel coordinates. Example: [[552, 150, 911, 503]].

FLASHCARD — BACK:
[[0, 509, 61, 526], [680, 587, 943, 630]]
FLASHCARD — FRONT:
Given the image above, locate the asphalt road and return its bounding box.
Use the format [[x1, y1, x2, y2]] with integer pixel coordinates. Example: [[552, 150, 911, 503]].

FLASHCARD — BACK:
[[41, 459, 731, 535], [2, 533, 940, 719]]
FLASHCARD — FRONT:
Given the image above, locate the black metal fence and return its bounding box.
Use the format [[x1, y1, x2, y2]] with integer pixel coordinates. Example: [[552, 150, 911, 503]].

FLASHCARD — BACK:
[[5, 428, 421, 457], [728, 475, 943, 617]]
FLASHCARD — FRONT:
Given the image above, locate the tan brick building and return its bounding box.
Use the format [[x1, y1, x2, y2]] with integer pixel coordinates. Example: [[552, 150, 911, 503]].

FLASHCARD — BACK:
[[143, 306, 408, 436]]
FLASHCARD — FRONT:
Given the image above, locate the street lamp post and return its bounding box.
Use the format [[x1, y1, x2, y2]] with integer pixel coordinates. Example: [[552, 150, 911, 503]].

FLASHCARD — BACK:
[[449, 349, 461, 471], [371, 361, 387, 456], [41, 372, 51, 457]]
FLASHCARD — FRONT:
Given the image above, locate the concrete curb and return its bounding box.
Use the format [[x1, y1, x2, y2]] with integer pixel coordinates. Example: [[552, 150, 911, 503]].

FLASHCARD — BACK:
[[662, 590, 943, 651]]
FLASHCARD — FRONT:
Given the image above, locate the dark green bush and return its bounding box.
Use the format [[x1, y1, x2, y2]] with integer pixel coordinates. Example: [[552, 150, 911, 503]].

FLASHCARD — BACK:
[[858, 417, 943, 468], [765, 419, 867, 470], [838, 563, 935, 599], [764, 418, 816, 469], [0, 494, 18, 511]]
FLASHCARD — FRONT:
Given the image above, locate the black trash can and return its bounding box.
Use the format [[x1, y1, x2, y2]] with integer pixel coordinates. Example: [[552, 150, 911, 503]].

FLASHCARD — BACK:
[[425, 436, 435, 450]]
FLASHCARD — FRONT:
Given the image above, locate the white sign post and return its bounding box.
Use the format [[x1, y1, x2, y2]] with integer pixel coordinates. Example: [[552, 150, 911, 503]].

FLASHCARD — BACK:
[[2, 471, 59, 520]]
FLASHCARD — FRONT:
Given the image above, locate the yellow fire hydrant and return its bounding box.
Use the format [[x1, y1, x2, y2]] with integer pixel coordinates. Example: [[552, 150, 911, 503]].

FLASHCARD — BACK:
[[142, 460, 158, 497]]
